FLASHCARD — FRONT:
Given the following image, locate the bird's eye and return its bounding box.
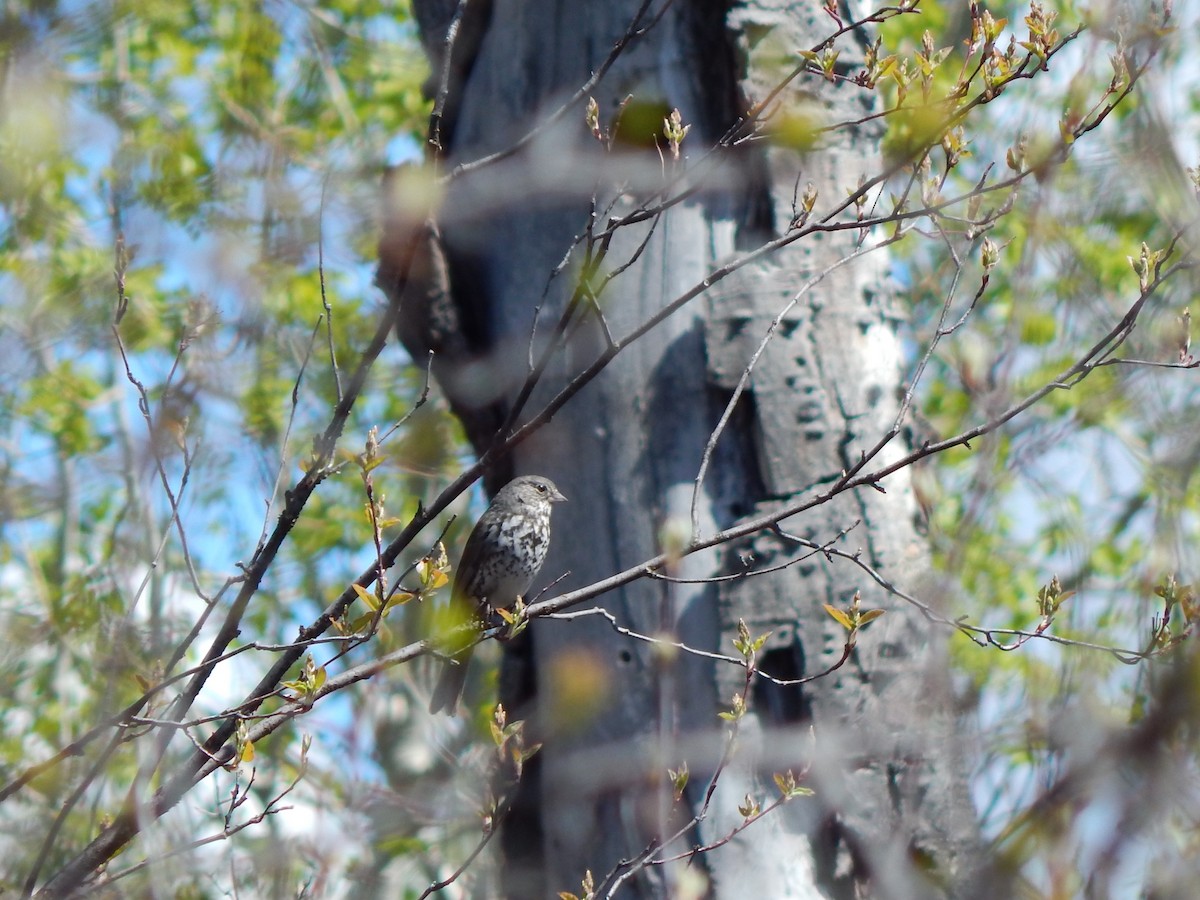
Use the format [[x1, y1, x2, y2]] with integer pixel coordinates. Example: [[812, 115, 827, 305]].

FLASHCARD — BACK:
[[534, 482, 547, 493]]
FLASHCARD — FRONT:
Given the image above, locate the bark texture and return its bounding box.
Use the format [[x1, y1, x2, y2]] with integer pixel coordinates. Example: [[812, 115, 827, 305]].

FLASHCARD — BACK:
[[394, 1, 979, 897]]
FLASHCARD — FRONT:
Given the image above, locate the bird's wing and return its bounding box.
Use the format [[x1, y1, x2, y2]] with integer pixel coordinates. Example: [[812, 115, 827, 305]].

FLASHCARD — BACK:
[[451, 512, 494, 606]]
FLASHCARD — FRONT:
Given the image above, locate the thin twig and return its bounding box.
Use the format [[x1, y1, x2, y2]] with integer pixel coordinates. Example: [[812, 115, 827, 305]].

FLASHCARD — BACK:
[[440, 0, 670, 182], [426, 0, 470, 160]]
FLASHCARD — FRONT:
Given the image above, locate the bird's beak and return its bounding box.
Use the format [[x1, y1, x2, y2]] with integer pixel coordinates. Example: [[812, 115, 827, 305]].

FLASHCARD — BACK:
[[551, 487, 567, 503]]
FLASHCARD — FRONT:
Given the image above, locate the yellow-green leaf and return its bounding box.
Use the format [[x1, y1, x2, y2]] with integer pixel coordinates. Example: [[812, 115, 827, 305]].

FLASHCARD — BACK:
[[824, 604, 854, 630], [352, 582, 380, 611], [858, 609, 886, 626]]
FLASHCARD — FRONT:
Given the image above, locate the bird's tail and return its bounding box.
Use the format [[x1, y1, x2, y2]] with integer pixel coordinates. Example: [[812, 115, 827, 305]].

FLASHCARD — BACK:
[[428, 648, 473, 715]]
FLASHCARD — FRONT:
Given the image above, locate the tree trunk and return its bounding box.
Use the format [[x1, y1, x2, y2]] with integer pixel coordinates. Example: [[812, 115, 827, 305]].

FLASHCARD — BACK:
[[398, 1, 979, 897]]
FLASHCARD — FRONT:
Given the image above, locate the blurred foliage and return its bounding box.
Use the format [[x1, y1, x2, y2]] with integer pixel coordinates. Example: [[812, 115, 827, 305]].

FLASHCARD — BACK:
[[893, 2, 1200, 894], [0, 0, 469, 893]]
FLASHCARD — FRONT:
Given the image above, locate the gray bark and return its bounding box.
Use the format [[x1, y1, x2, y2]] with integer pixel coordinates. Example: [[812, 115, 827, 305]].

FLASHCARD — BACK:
[[396, 1, 979, 897]]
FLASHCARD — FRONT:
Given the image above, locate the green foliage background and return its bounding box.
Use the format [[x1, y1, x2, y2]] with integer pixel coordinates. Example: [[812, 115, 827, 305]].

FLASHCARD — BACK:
[[882, 4, 1200, 892], [0, 0, 472, 892]]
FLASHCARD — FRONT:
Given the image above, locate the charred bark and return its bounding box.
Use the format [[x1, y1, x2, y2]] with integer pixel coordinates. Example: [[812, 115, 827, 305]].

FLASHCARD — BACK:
[[391, 2, 980, 896]]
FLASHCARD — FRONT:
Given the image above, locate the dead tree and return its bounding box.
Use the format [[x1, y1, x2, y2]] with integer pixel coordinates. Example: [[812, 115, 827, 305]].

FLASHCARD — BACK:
[[389, 2, 980, 896]]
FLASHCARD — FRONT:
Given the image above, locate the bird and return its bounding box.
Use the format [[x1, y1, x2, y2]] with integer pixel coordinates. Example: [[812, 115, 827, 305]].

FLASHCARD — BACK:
[[429, 474, 567, 715]]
